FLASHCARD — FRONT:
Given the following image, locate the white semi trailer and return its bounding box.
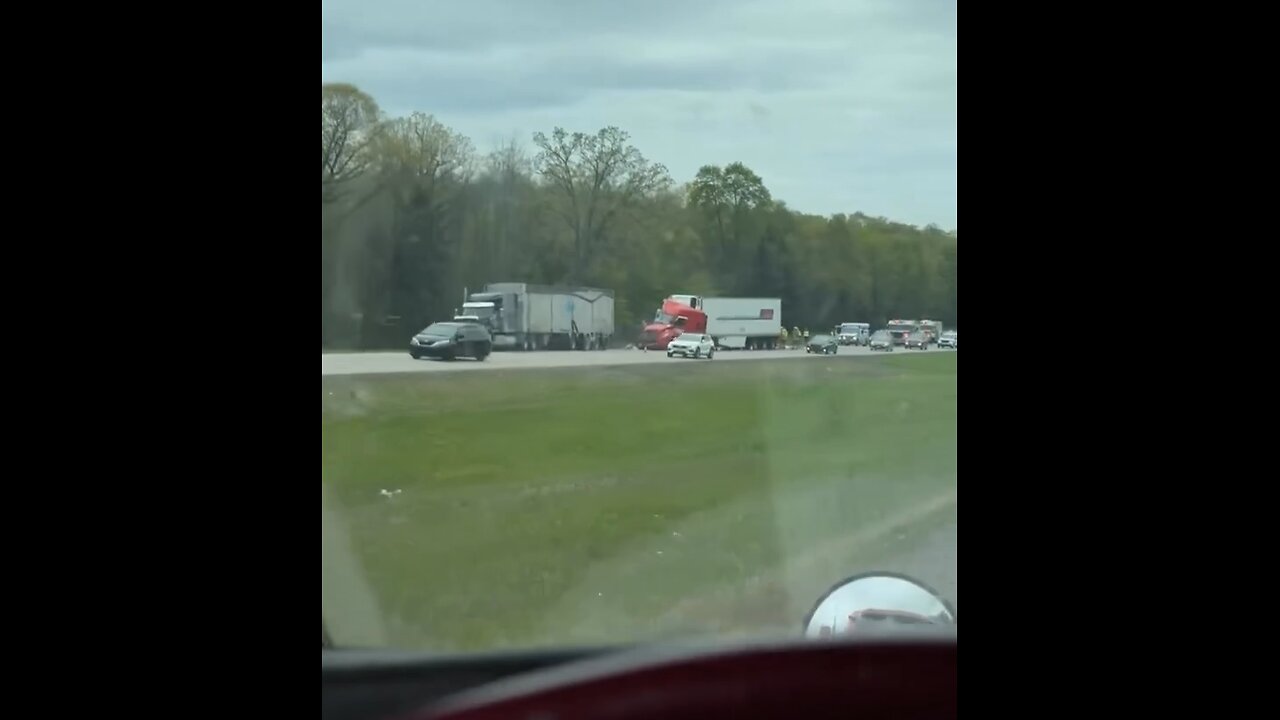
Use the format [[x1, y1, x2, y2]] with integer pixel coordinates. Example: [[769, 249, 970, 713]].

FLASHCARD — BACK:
[[455, 282, 615, 351]]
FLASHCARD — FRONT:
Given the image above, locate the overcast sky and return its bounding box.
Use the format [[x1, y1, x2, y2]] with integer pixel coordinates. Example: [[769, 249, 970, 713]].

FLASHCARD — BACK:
[[321, 0, 956, 229]]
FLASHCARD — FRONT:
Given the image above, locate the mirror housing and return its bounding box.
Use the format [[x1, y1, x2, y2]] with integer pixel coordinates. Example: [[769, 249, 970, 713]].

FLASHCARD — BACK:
[[803, 572, 955, 639]]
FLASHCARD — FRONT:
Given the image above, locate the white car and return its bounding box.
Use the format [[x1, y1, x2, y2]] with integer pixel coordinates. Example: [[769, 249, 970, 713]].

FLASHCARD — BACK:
[[667, 332, 715, 359], [938, 331, 957, 349]]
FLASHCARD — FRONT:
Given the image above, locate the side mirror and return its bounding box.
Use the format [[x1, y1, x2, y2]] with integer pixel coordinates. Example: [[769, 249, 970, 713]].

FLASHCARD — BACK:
[[803, 572, 955, 638]]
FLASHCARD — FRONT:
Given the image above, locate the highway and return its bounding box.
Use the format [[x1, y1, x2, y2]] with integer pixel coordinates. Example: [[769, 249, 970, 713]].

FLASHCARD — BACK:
[[322, 345, 953, 376]]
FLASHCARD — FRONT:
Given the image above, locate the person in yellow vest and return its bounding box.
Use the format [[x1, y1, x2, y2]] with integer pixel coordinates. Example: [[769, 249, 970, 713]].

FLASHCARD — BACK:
[[779, 326, 789, 348], [792, 326, 802, 349]]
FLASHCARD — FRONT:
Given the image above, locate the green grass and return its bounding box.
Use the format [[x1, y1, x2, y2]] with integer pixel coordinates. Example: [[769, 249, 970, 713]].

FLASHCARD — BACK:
[[322, 353, 957, 650]]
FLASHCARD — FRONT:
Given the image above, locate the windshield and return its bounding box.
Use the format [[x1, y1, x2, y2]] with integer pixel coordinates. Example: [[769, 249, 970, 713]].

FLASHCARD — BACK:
[[839, 325, 864, 334], [323, 0, 956, 653]]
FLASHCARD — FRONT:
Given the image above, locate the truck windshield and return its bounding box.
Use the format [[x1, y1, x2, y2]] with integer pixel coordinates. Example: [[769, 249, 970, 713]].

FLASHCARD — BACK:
[[654, 311, 677, 324]]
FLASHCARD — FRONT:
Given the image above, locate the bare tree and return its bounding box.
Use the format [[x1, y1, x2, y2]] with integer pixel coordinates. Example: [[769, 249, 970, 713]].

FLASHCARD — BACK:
[[374, 112, 475, 210], [367, 113, 477, 335], [483, 137, 531, 277], [532, 126, 672, 282], [322, 83, 381, 203]]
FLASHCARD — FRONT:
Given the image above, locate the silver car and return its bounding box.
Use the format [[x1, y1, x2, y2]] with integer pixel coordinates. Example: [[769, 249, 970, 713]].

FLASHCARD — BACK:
[[938, 330, 957, 349]]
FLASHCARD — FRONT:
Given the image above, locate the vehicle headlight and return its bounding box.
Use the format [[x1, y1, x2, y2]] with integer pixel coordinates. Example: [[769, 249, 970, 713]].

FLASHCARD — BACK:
[[410, 337, 420, 346]]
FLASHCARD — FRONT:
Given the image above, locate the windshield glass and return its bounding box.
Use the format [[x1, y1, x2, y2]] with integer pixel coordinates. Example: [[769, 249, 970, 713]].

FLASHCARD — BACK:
[[323, 0, 957, 653]]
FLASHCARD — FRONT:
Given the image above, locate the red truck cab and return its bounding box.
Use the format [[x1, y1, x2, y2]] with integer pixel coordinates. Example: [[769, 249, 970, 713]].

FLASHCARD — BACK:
[[639, 295, 707, 350]]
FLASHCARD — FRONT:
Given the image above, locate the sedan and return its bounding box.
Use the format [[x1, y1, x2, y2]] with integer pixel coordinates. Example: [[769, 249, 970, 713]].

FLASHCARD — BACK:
[[905, 331, 929, 350], [806, 334, 839, 355]]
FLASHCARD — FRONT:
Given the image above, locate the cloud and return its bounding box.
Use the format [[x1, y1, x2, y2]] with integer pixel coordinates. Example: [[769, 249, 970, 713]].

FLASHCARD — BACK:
[[321, 0, 957, 227]]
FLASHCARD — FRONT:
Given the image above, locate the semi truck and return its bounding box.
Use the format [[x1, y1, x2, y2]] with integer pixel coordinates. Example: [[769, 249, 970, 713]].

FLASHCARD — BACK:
[[454, 283, 614, 351], [638, 294, 782, 350]]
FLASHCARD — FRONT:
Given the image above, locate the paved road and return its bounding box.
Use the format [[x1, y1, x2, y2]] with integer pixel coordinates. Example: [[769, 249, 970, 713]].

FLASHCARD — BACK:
[[322, 345, 954, 376]]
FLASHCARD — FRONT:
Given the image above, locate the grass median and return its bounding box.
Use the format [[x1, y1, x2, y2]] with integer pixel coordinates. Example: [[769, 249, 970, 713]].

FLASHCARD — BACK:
[[322, 352, 957, 650]]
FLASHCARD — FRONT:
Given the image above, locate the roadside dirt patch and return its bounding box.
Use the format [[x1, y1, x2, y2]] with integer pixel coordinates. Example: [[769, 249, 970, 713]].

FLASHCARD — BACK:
[[649, 488, 958, 635]]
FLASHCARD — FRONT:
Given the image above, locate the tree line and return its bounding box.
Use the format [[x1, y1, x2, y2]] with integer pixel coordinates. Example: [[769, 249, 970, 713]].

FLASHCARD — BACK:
[[322, 83, 957, 350]]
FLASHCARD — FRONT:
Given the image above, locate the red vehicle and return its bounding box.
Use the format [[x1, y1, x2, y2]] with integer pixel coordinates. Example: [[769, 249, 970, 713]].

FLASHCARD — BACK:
[[638, 294, 782, 351]]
